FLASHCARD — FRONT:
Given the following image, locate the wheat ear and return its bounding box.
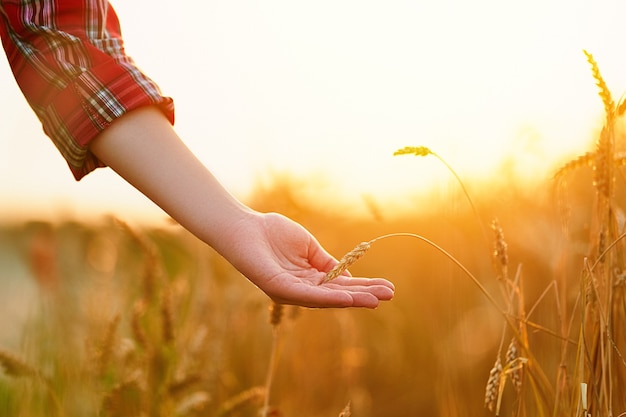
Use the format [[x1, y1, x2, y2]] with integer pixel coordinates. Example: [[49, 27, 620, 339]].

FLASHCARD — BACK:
[[218, 387, 266, 417], [491, 219, 509, 281], [261, 302, 284, 417], [0, 348, 63, 413], [0, 349, 39, 378], [583, 49, 615, 118], [484, 357, 503, 412], [338, 401, 352, 417], [323, 241, 372, 282]]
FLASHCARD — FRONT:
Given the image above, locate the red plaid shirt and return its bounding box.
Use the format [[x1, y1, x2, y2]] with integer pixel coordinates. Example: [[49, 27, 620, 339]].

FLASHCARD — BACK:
[[0, 0, 174, 180]]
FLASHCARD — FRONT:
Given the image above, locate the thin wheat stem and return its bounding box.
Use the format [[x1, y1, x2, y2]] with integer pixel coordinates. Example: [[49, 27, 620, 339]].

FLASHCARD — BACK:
[[325, 232, 507, 316], [260, 328, 280, 417], [261, 303, 283, 417], [369, 233, 505, 315], [394, 146, 490, 248], [325, 232, 555, 408]]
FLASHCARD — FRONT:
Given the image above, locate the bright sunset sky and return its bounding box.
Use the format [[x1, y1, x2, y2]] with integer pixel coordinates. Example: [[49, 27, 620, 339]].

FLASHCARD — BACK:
[[1, 0, 626, 222]]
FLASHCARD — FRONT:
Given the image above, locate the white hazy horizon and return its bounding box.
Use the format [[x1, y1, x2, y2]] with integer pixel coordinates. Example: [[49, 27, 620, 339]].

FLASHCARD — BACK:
[[2, 0, 625, 223]]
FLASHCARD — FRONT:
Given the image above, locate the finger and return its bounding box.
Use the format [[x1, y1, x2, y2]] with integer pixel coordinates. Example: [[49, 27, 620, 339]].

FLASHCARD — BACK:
[[326, 275, 395, 291], [347, 292, 381, 308], [323, 282, 394, 301], [270, 283, 381, 309]]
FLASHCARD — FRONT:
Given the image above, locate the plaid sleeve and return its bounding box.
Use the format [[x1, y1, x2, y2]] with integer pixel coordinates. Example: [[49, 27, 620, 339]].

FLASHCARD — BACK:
[[0, 0, 175, 180]]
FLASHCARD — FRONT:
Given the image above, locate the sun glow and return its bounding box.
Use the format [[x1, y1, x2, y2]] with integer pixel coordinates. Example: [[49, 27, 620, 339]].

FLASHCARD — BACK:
[[1, 0, 626, 222]]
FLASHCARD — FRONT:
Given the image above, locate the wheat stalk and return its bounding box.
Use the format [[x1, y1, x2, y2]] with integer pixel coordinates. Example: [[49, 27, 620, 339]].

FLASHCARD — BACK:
[[324, 233, 505, 314], [261, 302, 285, 417], [269, 302, 284, 327], [394, 146, 489, 246]]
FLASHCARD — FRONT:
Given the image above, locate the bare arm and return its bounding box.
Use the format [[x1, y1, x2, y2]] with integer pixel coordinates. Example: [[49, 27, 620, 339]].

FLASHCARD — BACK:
[[90, 106, 394, 308]]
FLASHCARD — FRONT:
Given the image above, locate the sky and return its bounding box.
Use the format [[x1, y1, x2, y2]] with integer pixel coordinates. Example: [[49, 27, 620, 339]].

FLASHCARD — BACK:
[[2, 0, 626, 222]]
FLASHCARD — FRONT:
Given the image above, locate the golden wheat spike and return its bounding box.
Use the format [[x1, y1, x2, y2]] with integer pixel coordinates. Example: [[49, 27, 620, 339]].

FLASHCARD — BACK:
[[101, 377, 144, 416], [168, 373, 203, 397], [0, 349, 39, 378], [97, 314, 121, 375], [338, 401, 352, 417], [217, 387, 266, 416], [269, 302, 284, 327], [484, 356, 502, 412], [554, 152, 594, 179], [617, 95, 626, 117], [161, 287, 175, 344], [491, 219, 508, 281], [131, 299, 148, 349], [175, 391, 212, 415], [593, 126, 613, 198], [583, 50, 615, 117], [505, 338, 523, 392], [323, 241, 372, 282], [615, 156, 626, 167], [393, 146, 433, 157]]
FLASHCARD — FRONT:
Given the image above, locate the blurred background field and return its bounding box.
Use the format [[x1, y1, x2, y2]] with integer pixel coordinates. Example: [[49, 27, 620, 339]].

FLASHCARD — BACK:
[[0, 165, 604, 416], [3, 2, 626, 415]]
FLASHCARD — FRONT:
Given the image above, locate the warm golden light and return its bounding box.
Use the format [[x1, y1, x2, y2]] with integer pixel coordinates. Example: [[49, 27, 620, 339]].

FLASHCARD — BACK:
[[1, 0, 625, 222]]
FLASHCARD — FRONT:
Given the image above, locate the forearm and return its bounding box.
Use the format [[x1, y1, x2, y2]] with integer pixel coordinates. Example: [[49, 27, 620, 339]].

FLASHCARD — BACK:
[[88, 106, 395, 308], [89, 106, 254, 253]]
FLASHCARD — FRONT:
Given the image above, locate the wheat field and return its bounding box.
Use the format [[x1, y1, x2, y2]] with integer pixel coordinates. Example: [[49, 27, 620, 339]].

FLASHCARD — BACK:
[[1, 51, 626, 416]]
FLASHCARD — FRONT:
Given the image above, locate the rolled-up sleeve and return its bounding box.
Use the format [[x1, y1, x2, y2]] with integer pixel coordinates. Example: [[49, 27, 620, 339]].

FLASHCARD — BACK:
[[0, 0, 175, 180]]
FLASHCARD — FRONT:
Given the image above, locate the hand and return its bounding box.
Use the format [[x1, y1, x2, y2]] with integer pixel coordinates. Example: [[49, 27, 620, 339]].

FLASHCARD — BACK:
[[223, 212, 395, 308], [89, 107, 393, 308]]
